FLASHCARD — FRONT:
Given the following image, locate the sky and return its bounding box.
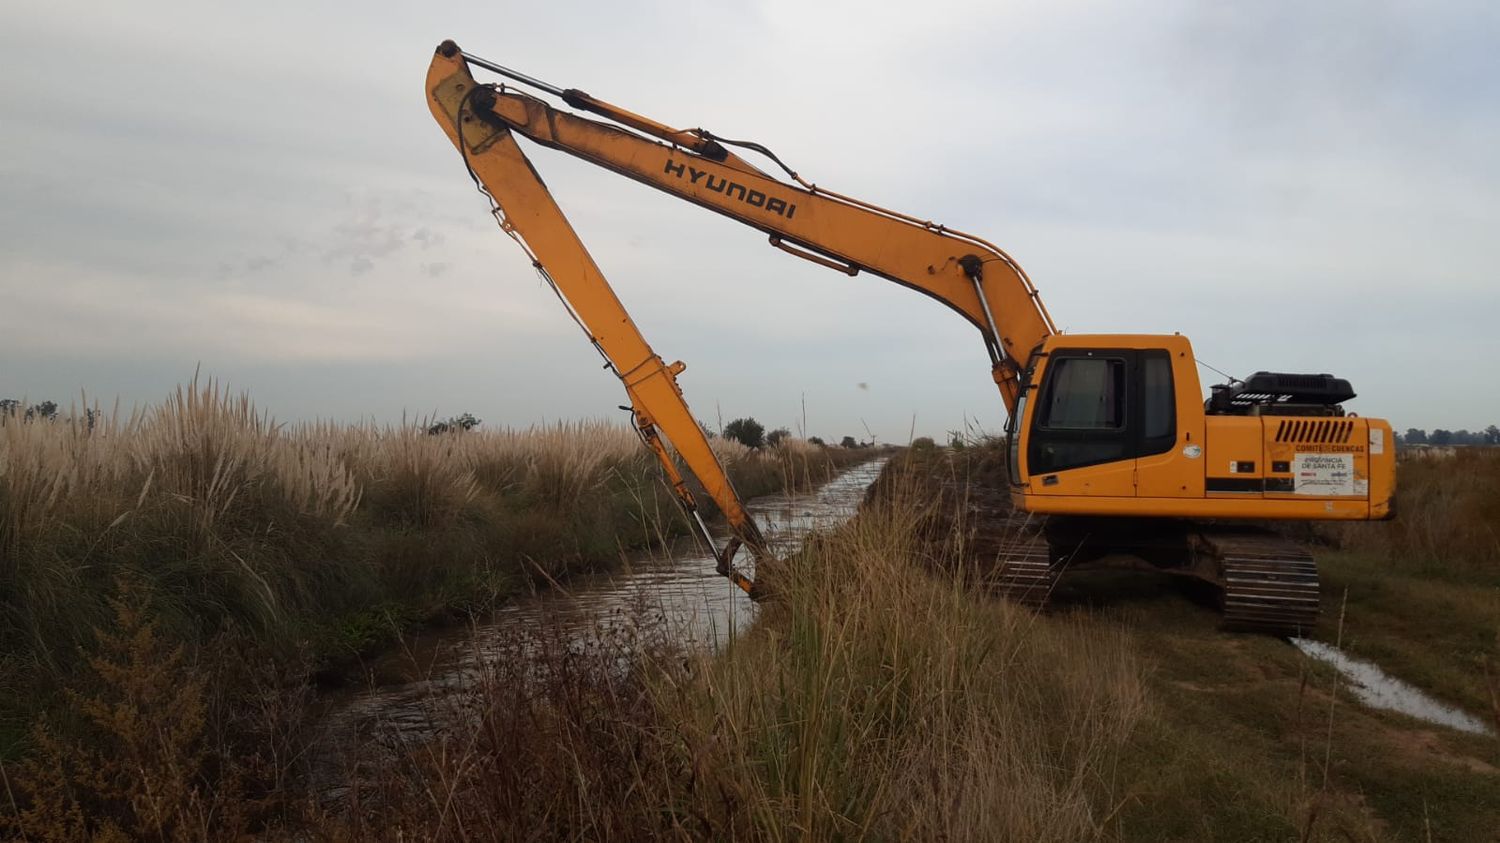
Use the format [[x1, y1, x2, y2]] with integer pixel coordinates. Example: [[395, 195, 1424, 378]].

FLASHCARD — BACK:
[[2, 0, 1497, 440]]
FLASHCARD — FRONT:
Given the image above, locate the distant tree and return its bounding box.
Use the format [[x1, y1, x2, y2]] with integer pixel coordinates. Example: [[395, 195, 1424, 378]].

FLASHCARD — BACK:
[[1430, 429, 1452, 446], [1453, 429, 1476, 446], [698, 419, 717, 439], [840, 435, 859, 449], [723, 417, 765, 449], [427, 412, 481, 435], [911, 436, 937, 452], [25, 400, 58, 422], [0, 399, 18, 418], [766, 427, 791, 447], [807, 436, 825, 446], [1404, 428, 1427, 445], [1486, 425, 1500, 446]]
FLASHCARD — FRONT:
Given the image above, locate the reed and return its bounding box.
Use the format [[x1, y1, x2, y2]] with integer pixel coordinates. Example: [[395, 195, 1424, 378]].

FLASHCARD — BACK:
[[302, 455, 1147, 841], [0, 380, 862, 722]]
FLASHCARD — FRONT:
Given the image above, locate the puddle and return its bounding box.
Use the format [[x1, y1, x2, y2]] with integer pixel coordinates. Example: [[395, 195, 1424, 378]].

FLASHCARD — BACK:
[[1292, 638, 1494, 736]]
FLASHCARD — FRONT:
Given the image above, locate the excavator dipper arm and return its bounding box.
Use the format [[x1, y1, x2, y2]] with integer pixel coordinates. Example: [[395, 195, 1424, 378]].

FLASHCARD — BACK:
[[425, 41, 1058, 594], [426, 42, 1056, 414], [426, 46, 766, 592]]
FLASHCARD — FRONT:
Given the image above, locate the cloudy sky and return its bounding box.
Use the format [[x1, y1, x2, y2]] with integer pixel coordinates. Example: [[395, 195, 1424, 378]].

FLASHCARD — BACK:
[[2, 0, 1496, 440]]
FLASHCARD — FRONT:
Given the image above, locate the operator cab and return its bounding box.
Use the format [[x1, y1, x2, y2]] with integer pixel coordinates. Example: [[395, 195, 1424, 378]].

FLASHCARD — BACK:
[[1005, 334, 1186, 491], [1002, 333, 1390, 522]]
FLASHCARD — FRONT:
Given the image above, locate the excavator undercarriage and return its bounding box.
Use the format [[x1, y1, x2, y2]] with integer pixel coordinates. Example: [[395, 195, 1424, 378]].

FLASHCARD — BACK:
[[987, 516, 1321, 637]]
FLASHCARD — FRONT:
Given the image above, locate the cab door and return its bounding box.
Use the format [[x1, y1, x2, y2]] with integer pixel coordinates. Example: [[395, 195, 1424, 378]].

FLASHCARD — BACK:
[[1025, 350, 1137, 497], [1134, 348, 1205, 499]]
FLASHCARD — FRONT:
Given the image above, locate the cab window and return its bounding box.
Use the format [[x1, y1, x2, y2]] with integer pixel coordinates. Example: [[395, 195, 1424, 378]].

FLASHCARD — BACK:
[[1142, 354, 1174, 441], [1029, 355, 1130, 475], [1039, 357, 1124, 429]]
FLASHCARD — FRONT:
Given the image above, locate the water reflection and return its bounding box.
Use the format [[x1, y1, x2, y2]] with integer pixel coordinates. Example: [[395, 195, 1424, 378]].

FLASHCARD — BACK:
[[490, 456, 887, 649], [314, 457, 888, 788]]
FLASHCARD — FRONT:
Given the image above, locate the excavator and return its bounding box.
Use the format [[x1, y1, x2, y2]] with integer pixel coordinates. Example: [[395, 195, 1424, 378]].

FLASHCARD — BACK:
[[425, 40, 1395, 635]]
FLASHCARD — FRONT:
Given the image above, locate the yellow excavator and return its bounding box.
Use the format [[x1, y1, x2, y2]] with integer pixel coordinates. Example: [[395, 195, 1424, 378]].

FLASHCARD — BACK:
[[426, 41, 1395, 635]]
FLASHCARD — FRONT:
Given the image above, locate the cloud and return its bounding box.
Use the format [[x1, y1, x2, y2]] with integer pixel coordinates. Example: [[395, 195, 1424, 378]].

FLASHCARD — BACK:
[[2, 250, 569, 365], [318, 196, 412, 275], [208, 193, 462, 281], [1, 0, 1495, 433], [413, 227, 446, 250]]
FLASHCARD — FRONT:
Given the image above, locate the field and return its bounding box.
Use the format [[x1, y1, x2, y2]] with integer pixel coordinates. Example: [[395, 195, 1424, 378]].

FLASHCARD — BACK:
[[0, 382, 865, 761], [3, 405, 1498, 840]]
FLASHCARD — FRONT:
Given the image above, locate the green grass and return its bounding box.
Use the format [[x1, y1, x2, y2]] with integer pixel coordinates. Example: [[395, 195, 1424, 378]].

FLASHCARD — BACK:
[[1045, 563, 1500, 841], [1319, 551, 1500, 718]]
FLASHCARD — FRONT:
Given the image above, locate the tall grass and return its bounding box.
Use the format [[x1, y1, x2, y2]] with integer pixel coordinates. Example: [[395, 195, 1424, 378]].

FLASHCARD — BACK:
[[299, 457, 1146, 841], [1325, 447, 1500, 578], [303, 442, 1489, 841], [13, 440, 1500, 839], [0, 380, 864, 720]]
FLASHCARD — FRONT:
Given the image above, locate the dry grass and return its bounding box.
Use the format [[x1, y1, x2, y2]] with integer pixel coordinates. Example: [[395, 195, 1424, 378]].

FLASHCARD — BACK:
[[671, 485, 1146, 841], [18, 440, 1498, 840], [0, 379, 863, 763], [1323, 447, 1500, 578], [1299, 447, 1500, 728], [0, 382, 649, 669], [304, 458, 1147, 841]]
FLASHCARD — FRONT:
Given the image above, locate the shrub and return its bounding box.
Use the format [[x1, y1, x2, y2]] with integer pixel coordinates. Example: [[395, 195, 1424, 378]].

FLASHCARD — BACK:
[[722, 417, 765, 449]]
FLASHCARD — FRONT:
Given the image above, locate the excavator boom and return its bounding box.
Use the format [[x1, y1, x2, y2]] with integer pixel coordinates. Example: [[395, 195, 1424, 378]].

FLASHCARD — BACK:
[[427, 42, 1056, 413], [426, 40, 1054, 593]]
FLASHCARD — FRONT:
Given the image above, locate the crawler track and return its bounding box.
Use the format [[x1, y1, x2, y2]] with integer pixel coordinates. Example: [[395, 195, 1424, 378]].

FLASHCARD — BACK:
[[991, 533, 1060, 609], [939, 479, 1064, 611], [1198, 530, 1320, 636]]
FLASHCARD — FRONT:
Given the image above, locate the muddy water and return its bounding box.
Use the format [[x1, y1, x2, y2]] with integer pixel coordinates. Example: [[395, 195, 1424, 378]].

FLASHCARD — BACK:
[[1292, 638, 1494, 736], [487, 456, 889, 650], [310, 458, 887, 791]]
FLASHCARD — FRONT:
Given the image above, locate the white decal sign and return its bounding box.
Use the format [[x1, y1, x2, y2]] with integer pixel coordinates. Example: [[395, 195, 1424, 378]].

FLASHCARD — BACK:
[[1293, 453, 1356, 496]]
